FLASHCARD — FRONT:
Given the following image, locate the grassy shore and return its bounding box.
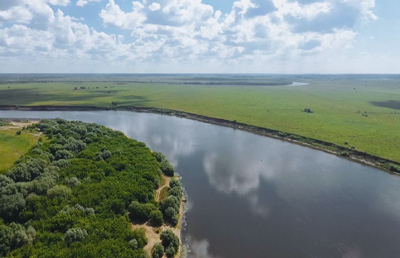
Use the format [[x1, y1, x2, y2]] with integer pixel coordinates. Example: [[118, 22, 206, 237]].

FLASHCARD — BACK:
[[0, 120, 41, 172], [0, 78, 399, 163]]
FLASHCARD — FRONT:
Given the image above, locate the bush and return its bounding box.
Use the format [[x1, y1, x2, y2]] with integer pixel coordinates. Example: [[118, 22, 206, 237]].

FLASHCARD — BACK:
[[149, 210, 163, 227], [152, 243, 164, 258], [64, 228, 88, 244]]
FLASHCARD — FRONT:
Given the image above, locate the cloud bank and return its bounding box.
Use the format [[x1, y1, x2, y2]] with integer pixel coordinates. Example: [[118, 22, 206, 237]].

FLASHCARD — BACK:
[[0, 0, 378, 72]]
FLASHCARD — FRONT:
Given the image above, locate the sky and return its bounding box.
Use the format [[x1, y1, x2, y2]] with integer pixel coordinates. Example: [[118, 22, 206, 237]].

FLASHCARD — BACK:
[[0, 0, 399, 73]]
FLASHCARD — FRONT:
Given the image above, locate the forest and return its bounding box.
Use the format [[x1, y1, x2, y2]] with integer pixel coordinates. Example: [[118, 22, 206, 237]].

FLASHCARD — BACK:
[[0, 118, 181, 257]]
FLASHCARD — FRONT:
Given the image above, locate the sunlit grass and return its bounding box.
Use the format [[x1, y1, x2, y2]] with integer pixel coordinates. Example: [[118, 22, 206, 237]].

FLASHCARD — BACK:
[[0, 79, 399, 161]]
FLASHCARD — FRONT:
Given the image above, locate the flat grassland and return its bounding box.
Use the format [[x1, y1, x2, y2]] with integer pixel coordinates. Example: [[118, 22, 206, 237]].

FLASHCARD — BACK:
[[0, 121, 41, 172], [0, 76, 399, 162]]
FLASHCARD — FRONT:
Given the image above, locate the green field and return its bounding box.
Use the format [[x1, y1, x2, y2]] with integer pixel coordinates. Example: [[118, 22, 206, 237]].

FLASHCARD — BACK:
[[0, 76, 399, 162], [0, 126, 40, 172]]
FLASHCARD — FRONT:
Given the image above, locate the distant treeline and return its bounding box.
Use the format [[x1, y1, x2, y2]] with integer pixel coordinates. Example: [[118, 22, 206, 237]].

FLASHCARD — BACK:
[[0, 119, 180, 257]]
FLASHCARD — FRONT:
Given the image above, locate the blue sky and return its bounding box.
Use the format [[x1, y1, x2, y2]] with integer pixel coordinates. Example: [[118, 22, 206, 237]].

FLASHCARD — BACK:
[[0, 0, 398, 73]]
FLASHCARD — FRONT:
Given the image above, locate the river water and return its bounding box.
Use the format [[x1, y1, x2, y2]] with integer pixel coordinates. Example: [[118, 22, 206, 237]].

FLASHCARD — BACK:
[[1, 110, 400, 258]]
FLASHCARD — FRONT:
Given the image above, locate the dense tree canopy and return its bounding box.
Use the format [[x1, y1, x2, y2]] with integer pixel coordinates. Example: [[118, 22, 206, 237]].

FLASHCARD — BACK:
[[0, 119, 164, 257]]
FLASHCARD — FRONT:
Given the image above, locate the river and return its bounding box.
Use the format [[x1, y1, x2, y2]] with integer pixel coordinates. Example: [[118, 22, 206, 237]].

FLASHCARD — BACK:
[[1, 110, 400, 258]]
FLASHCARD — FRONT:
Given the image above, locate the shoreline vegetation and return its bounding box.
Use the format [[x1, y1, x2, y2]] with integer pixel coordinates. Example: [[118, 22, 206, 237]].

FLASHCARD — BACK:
[[1, 106, 399, 174], [0, 118, 184, 258]]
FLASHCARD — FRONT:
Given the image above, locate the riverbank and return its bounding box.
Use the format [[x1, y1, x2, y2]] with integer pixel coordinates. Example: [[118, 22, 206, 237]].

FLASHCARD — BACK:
[[131, 174, 185, 258], [1, 105, 399, 174]]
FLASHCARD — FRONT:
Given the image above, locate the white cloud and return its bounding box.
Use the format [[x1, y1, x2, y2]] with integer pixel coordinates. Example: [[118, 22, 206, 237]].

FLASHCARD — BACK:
[[100, 0, 146, 29], [148, 2, 160, 11], [0, 0, 380, 72], [47, 0, 70, 6], [76, 0, 100, 7]]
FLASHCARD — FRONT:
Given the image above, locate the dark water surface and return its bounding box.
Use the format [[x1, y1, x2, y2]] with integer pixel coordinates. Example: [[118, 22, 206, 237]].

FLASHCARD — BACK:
[[1, 111, 400, 258]]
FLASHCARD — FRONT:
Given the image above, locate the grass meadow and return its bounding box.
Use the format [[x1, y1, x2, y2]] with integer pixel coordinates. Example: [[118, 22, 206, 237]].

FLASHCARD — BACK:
[[0, 78, 399, 162], [0, 127, 40, 172]]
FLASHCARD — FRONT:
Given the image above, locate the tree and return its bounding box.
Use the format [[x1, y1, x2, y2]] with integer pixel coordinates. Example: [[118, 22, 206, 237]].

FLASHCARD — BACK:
[[47, 185, 72, 199], [160, 160, 175, 177], [128, 201, 156, 222], [159, 196, 179, 213], [64, 228, 88, 244], [129, 239, 138, 250], [160, 230, 179, 257], [152, 243, 164, 258], [149, 210, 163, 227], [55, 150, 74, 160], [131, 228, 148, 248], [0, 192, 26, 219], [165, 245, 176, 258]]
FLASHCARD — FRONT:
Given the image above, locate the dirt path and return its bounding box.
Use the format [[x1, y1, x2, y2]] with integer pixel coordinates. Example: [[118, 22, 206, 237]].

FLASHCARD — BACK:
[[131, 175, 184, 257], [155, 175, 171, 203]]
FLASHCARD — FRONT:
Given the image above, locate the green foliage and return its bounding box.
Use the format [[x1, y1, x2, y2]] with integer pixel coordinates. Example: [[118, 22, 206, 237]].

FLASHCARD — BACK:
[[0, 223, 36, 257], [47, 185, 72, 200], [0, 119, 8, 126], [160, 230, 179, 257], [153, 152, 175, 177], [131, 228, 148, 249], [0, 119, 168, 257], [159, 196, 180, 226], [129, 239, 138, 250], [152, 243, 164, 258], [160, 160, 175, 177], [149, 210, 163, 227], [128, 201, 156, 222], [64, 227, 88, 244], [167, 179, 182, 202]]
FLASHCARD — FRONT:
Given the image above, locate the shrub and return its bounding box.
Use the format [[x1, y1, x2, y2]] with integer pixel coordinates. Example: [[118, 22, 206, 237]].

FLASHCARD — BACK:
[[152, 243, 164, 258]]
